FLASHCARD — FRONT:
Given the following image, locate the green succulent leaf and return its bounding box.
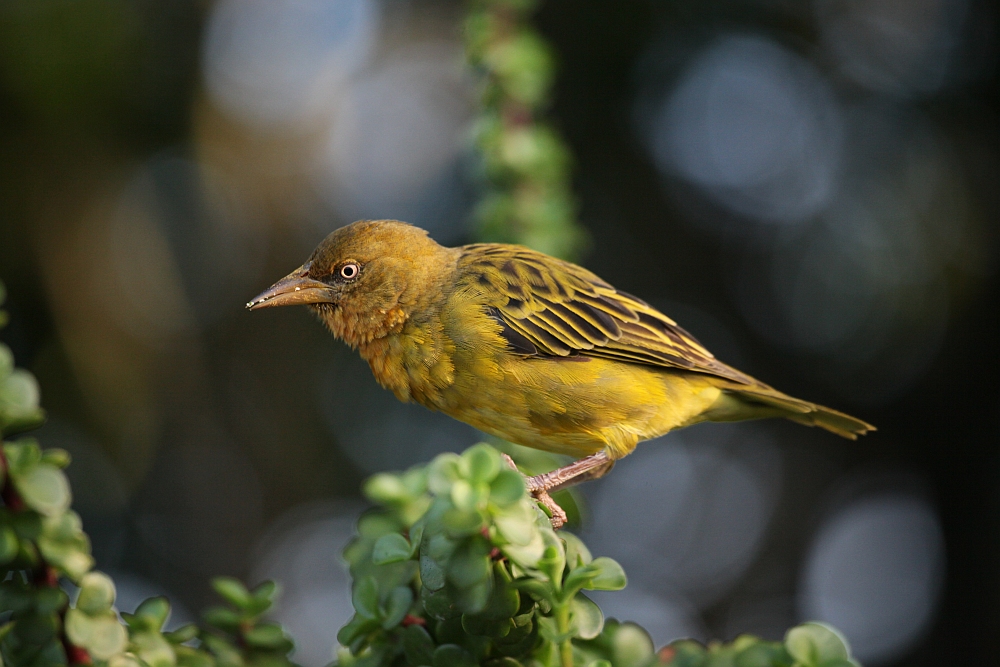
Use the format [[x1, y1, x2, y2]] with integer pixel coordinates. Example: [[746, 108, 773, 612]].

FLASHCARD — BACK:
[[382, 586, 414, 629], [65, 608, 128, 660], [489, 469, 526, 507], [211, 576, 251, 609], [3, 441, 41, 476], [447, 539, 493, 590], [39, 448, 70, 469], [734, 641, 795, 667], [108, 653, 146, 667], [337, 613, 379, 648], [244, 622, 290, 649], [353, 576, 380, 620], [365, 473, 410, 505], [584, 557, 627, 591], [537, 541, 565, 587], [37, 512, 93, 581], [452, 578, 493, 615], [403, 623, 436, 665], [570, 594, 604, 640], [372, 533, 412, 565], [163, 624, 199, 644], [493, 501, 538, 548], [428, 453, 463, 495], [200, 633, 243, 664], [75, 571, 117, 615], [0, 580, 34, 615], [0, 526, 19, 564], [608, 622, 655, 667], [251, 579, 278, 602], [11, 463, 69, 517], [464, 443, 502, 484], [510, 577, 555, 605], [0, 370, 45, 435], [420, 553, 447, 592], [200, 605, 241, 631], [134, 596, 171, 631], [785, 623, 854, 667], [33, 587, 69, 616], [444, 507, 487, 536], [561, 532, 592, 568], [432, 643, 477, 667], [131, 629, 176, 667]]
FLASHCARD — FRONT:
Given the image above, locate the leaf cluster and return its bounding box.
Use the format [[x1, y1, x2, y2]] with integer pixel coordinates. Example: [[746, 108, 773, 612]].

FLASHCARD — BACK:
[[657, 623, 860, 667], [335, 442, 638, 667], [0, 471, 298, 667], [1, 283, 297, 667], [331, 444, 863, 667]]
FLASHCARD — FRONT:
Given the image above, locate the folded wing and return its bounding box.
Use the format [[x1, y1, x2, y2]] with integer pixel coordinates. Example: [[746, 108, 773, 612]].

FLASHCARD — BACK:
[[458, 245, 754, 385]]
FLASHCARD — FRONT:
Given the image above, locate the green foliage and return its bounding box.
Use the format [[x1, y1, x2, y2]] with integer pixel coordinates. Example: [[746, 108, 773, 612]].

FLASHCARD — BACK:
[[0, 451, 298, 666], [334, 443, 626, 667], [465, 0, 586, 260], [656, 624, 859, 667], [331, 444, 861, 667], [0, 520, 296, 667], [80, 576, 299, 667], [0, 286, 45, 439], [1, 283, 298, 666]]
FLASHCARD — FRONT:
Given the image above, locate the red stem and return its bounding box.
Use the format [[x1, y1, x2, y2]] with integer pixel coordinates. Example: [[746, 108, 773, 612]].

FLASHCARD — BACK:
[[401, 614, 426, 627], [0, 447, 25, 510]]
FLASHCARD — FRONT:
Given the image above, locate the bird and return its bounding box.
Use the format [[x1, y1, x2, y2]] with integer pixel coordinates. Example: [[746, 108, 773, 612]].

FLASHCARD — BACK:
[[248, 220, 874, 527]]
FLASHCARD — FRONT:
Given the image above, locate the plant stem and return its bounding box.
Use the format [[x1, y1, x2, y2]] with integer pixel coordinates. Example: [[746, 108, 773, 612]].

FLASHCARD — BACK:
[[556, 601, 573, 667]]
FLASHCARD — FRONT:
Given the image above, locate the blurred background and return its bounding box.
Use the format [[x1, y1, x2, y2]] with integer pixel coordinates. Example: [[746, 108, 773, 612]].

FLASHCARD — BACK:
[[0, 0, 996, 665]]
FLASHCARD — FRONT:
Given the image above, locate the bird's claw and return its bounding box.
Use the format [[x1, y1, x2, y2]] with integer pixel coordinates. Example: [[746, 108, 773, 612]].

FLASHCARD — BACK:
[[532, 489, 568, 529], [500, 453, 567, 530]]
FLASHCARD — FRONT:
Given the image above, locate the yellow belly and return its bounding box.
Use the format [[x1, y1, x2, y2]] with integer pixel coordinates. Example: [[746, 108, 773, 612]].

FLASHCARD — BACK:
[[435, 353, 723, 459]]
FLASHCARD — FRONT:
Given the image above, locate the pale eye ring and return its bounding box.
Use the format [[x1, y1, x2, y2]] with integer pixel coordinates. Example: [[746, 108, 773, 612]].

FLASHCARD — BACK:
[[339, 263, 360, 280]]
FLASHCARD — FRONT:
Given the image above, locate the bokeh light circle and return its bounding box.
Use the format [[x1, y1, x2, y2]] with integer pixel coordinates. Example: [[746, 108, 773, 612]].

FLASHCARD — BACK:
[[203, 0, 378, 129], [650, 34, 843, 225], [800, 494, 945, 664]]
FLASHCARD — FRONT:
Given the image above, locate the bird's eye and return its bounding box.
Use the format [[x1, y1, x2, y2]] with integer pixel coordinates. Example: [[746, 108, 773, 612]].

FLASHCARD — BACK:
[[339, 263, 360, 280]]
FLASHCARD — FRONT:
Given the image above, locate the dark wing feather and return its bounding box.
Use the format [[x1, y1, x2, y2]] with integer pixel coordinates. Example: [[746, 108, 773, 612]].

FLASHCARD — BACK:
[[459, 245, 753, 384], [486, 307, 538, 355]]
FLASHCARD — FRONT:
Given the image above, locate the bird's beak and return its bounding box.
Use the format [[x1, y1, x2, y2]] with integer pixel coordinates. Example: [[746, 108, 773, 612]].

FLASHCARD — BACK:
[[246, 266, 334, 310]]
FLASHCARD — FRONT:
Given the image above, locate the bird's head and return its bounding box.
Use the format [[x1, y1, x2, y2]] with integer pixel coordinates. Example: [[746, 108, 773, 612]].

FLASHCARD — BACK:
[[247, 220, 455, 346]]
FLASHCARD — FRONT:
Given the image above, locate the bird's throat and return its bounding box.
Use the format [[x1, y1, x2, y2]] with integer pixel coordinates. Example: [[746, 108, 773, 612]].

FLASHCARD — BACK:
[[332, 307, 456, 407], [311, 303, 409, 349]]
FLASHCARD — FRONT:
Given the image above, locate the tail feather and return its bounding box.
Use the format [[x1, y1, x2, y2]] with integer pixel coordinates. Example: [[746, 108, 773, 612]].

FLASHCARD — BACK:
[[735, 386, 874, 439], [706, 383, 875, 440]]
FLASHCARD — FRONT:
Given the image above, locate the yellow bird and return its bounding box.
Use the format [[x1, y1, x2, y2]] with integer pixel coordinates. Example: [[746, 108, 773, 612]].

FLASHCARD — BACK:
[[249, 220, 873, 526]]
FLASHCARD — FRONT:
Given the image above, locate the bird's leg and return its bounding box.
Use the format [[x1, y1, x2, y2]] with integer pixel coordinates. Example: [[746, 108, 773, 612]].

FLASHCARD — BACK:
[[500, 454, 568, 528], [528, 451, 615, 495], [500, 452, 614, 530]]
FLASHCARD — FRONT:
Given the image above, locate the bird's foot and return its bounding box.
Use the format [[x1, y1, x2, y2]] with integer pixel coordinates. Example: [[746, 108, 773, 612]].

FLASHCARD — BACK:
[[532, 489, 568, 529], [500, 453, 568, 530]]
